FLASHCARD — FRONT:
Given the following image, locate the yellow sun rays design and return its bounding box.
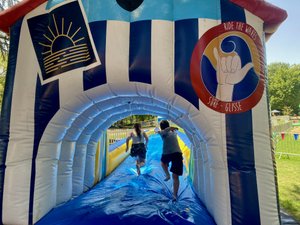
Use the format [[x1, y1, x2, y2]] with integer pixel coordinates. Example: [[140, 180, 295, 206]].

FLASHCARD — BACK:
[[38, 14, 91, 75]]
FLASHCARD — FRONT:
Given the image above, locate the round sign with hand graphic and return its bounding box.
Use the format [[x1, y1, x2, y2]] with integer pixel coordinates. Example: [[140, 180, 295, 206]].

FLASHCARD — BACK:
[[190, 21, 265, 114]]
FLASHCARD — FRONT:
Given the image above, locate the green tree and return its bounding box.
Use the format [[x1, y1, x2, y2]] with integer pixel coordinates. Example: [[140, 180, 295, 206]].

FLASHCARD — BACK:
[[111, 115, 157, 128], [282, 106, 293, 116], [268, 63, 300, 115], [1, 0, 20, 111], [0, 75, 5, 112], [0, 55, 7, 111], [0, 75, 5, 99], [0, 0, 20, 57], [0, 54, 7, 76]]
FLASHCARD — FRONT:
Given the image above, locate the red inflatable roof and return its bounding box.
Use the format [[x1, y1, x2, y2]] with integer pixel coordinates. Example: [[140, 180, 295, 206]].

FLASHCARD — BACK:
[[0, 0, 287, 38], [0, 0, 47, 33], [231, 0, 287, 39]]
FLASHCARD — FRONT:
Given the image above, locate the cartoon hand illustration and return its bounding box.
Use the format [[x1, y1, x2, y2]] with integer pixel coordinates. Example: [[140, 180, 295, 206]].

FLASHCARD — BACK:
[[213, 47, 253, 101]]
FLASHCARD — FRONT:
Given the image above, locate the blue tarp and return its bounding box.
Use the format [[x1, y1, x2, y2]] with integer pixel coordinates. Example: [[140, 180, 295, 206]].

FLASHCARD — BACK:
[[37, 134, 216, 225]]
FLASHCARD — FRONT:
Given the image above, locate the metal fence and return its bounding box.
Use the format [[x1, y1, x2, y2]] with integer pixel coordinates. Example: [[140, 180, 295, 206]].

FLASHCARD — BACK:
[[107, 128, 156, 145], [272, 121, 293, 133], [273, 131, 300, 159], [107, 129, 133, 144]]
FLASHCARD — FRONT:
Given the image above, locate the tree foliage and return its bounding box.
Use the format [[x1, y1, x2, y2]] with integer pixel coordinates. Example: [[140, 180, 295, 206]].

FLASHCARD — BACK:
[[0, 59, 6, 112], [0, 55, 7, 102], [0, 0, 19, 111], [112, 115, 157, 128], [0, 0, 19, 10], [0, 75, 5, 103], [0, 54, 7, 76], [0, 0, 20, 57], [268, 63, 300, 115]]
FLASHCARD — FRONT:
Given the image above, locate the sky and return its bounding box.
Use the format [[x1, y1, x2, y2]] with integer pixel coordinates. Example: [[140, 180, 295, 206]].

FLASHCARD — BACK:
[[265, 0, 300, 65]]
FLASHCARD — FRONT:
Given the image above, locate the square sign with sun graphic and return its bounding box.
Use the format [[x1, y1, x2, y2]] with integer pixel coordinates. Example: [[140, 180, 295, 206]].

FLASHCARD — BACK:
[[28, 1, 99, 84]]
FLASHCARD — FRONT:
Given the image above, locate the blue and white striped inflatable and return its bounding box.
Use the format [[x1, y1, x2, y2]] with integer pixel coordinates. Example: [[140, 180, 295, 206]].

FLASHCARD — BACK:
[[0, 0, 287, 224]]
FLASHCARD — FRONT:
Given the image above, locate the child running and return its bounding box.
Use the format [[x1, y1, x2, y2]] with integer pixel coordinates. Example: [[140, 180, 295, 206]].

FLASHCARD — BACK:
[[155, 120, 183, 201], [126, 123, 148, 175]]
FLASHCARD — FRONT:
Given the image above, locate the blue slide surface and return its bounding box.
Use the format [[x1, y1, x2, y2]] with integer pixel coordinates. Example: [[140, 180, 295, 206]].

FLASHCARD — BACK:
[[37, 134, 216, 225]]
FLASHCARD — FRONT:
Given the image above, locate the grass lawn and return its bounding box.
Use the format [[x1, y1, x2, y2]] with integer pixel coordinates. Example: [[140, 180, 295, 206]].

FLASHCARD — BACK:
[[276, 156, 300, 222]]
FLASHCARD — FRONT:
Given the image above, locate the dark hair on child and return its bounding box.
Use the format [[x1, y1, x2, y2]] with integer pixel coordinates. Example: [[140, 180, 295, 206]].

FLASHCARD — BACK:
[[134, 123, 142, 138], [160, 120, 170, 130]]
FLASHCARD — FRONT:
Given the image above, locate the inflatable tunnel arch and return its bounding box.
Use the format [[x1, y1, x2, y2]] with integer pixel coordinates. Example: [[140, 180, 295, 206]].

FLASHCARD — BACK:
[[0, 0, 287, 224]]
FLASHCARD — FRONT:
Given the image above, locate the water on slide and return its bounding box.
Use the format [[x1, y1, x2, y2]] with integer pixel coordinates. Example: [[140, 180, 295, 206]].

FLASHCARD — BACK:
[[37, 134, 216, 225]]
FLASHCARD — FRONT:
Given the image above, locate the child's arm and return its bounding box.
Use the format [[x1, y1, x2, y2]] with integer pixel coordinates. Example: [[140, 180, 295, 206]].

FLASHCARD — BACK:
[[160, 127, 178, 136], [125, 133, 133, 152], [143, 132, 149, 148]]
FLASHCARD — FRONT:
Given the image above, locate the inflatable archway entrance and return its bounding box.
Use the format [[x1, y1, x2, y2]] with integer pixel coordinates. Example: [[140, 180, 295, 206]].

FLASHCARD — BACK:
[[0, 0, 287, 224]]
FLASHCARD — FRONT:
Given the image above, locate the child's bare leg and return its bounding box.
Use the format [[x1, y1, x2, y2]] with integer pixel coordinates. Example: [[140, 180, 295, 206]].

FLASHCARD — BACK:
[[161, 162, 170, 181], [136, 157, 141, 176], [139, 160, 145, 167], [136, 164, 141, 175], [172, 173, 179, 200]]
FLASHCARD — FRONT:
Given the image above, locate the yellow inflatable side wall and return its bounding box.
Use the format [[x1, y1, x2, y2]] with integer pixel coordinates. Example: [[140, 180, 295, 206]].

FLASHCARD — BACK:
[[106, 142, 130, 176], [177, 136, 191, 175], [94, 141, 101, 185]]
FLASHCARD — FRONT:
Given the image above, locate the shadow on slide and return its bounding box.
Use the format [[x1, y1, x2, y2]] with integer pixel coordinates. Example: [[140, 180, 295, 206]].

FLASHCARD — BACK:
[[37, 134, 216, 225]]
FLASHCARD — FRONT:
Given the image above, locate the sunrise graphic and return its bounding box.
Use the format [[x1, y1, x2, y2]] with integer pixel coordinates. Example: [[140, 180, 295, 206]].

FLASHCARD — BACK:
[[38, 14, 91, 75], [28, 1, 98, 83]]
